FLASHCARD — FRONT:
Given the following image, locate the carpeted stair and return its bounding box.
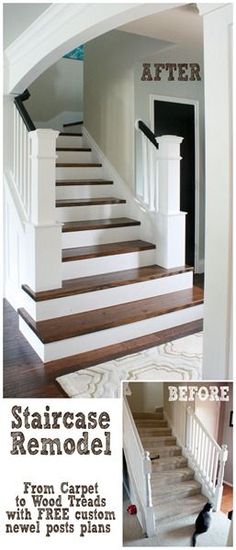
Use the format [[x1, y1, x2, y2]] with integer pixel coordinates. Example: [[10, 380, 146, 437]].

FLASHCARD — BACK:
[[133, 409, 207, 525]]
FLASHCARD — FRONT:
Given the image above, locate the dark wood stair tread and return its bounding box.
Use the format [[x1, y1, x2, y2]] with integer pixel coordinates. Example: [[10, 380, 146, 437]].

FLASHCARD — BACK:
[[62, 240, 155, 261], [44, 319, 203, 370], [56, 162, 102, 167], [56, 147, 91, 152], [18, 287, 204, 344], [63, 121, 83, 127], [59, 132, 83, 136], [56, 179, 113, 186], [56, 197, 126, 207], [61, 217, 140, 232], [22, 265, 193, 302]]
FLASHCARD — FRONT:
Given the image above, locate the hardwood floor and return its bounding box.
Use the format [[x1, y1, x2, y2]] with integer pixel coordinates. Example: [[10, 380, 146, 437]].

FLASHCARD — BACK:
[[221, 484, 233, 515], [3, 292, 203, 398]]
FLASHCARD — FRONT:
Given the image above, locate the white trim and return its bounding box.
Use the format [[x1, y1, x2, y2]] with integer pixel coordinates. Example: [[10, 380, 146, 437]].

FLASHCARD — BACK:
[[149, 94, 201, 273], [4, 3, 181, 94]]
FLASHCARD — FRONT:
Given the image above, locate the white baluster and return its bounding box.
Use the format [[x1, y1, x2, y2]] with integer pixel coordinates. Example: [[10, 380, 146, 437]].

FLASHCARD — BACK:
[[148, 143, 156, 211], [142, 134, 149, 205], [143, 451, 156, 537]]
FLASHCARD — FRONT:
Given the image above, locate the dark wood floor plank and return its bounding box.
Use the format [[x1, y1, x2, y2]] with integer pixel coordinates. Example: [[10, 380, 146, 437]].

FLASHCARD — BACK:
[[3, 299, 203, 398], [62, 217, 140, 232], [22, 265, 193, 302], [62, 239, 155, 261], [56, 197, 126, 207], [18, 286, 203, 344]]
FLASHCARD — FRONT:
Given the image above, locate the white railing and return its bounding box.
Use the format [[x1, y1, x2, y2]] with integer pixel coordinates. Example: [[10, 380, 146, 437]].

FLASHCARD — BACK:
[[6, 98, 62, 292], [123, 396, 156, 537], [135, 120, 186, 269], [12, 104, 31, 220], [185, 406, 228, 511]]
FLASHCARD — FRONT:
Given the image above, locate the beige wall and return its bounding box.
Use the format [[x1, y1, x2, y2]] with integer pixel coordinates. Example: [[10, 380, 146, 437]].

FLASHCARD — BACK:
[[127, 382, 163, 413], [163, 383, 190, 447], [195, 389, 221, 442], [84, 30, 170, 188]]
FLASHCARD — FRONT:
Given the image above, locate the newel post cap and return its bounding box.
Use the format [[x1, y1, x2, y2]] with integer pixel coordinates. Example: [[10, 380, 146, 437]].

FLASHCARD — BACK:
[[156, 135, 183, 145], [29, 128, 60, 140]]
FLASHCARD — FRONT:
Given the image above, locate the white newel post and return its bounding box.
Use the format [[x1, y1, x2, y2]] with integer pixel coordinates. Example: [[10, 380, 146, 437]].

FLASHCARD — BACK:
[[214, 445, 228, 512], [25, 129, 62, 292], [155, 135, 186, 268], [143, 451, 156, 537]]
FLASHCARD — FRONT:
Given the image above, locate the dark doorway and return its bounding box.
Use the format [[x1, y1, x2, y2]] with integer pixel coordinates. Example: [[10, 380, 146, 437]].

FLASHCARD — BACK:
[[154, 100, 195, 266]]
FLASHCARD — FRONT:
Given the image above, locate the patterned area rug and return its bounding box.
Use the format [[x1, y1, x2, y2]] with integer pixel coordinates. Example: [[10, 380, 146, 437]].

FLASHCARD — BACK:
[[57, 332, 203, 398]]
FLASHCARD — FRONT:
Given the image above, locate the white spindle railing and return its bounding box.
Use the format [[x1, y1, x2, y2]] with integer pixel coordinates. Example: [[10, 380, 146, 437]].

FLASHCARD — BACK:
[[9, 100, 62, 292], [123, 396, 156, 537], [185, 407, 228, 511], [12, 104, 31, 220], [135, 119, 186, 269]]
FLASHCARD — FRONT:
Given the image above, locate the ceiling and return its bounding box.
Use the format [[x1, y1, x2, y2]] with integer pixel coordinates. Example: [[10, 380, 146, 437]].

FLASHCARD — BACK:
[[119, 4, 203, 50]]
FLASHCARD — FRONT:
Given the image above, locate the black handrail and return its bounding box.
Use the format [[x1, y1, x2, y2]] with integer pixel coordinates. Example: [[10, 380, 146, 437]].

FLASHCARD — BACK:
[[138, 120, 158, 150], [14, 89, 36, 131]]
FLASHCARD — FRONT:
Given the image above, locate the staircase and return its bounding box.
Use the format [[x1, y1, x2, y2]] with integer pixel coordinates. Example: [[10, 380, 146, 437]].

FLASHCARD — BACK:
[[133, 409, 207, 525], [18, 122, 204, 363]]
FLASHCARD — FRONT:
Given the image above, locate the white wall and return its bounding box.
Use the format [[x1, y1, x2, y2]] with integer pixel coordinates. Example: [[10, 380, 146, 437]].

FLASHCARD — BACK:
[[84, 30, 171, 188], [3, 3, 51, 48], [195, 394, 221, 442], [27, 58, 83, 129], [163, 383, 189, 446], [127, 382, 163, 413], [134, 42, 205, 264]]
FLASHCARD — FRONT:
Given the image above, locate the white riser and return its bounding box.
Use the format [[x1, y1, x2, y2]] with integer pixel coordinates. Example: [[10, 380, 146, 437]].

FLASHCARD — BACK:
[[56, 185, 114, 200], [56, 166, 105, 179], [57, 136, 85, 147], [62, 225, 140, 248], [56, 203, 127, 221], [19, 304, 204, 362], [62, 249, 156, 279], [57, 151, 94, 163], [23, 271, 193, 321]]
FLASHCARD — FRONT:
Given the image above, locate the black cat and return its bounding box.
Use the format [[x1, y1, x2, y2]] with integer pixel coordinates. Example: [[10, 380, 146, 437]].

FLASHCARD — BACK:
[[191, 502, 213, 546]]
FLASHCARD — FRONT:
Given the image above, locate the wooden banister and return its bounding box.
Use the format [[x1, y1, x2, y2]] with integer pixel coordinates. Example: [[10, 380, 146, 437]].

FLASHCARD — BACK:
[[137, 119, 158, 149], [14, 89, 35, 132]]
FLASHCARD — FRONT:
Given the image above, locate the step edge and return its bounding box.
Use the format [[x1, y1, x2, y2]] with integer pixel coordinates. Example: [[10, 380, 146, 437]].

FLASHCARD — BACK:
[[18, 295, 203, 344], [62, 241, 156, 261], [21, 266, 193, 302]]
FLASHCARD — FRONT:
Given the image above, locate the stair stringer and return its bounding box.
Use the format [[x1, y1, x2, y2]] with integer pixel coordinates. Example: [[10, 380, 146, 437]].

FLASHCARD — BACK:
[[163, 410, 213, 505], [82, 127, 155, 244]]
